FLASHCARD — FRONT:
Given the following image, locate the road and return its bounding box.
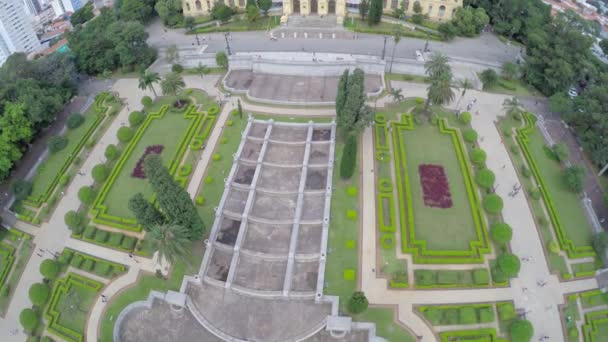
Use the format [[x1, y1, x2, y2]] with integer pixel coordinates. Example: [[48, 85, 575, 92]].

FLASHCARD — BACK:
[[145, 18, 521, 66]]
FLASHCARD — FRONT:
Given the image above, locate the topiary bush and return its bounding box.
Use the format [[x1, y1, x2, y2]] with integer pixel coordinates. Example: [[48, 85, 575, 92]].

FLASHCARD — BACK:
[[346, 209, 357, 220], [67, 113, 84, 129], [459, 111, 472, 124], [208, 104, 219, 115], [39, 259, 60, 280], [220, 137, 228, 144], [483, 194, 503, 214], [28, 283, 50, 307], [378, 178, 393, 193], [475, 169, 495, 189], [340, 134, 358, 180], [108, 232, 124, 247], [95, 229, 109, 243], [213, 153, 221, 161], [226, 119, 233, 126], [510, 319, 533, 342], [64, 210, 83, 231], [347, 186, 358, 197], [528, 187, 541, 200], [20, 308, 39, 332], [82, 259, 95, 271], [462, 128, 478, 142], [83, 225, 97, 239], [490, 222, 512, 245], [71, 254, 84, 268], [521, 166, 531, 178], [460, 307, 476, 324], [548, 240, 560, 254], [129, 111, 145, 127], [205, 176, 213, 184], [48, 136, 68, 153], [347, 291, 368, 314], [78, 186, 97, 205], [117, 126, 134, 143], [92, 164, 109, 183], [497, 253, 521, 278], [380, 234, 394, 249], [105, 144, 120, 161], [470, 148, 487, 166], [141, 96, 153, 107], [195, 196, 205, 206]]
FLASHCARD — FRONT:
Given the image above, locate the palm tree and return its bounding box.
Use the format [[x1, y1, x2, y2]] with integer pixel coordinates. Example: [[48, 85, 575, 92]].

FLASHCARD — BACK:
[[194, 63, 209, 80], [503, 97, 523, 118], [455, 78, 473, 110], [161, 72, 186, 105], [424, 72, 455, 116], [138, 70, 161, 97], [149, 223, 191, 264], [390, 29, 403, 73], [390, 88, 404, 103], [424, 52, 451, 79]]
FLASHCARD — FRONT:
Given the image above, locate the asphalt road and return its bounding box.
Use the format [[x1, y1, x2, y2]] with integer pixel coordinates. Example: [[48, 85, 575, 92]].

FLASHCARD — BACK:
[[145, 18, 521, 66]]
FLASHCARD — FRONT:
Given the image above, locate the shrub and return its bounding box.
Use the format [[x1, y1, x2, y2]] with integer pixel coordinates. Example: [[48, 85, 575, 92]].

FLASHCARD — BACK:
[[548, 240, 560, 254], [490, 223, 512, 245], [437, 270, 459, 285], [11, 179, 32, 200], [462, 128, 478, 142], [423, 307, 442, 325], [70, 254, 84, 268], [108, 232, 124, 246], [171, 63, 184, 73], [551, 143, 569, 162], [216, 51, 228, 68], [226, 119, 233, 126], [220, 137, 228, 144], [415, 97, 424, 104], [529, 187, 541, 200], [179, 164, 192, 176], [502, 126, 512, 137], [208, 104, 219, 115], [29, 283, 50, 307], [39, 259, 60, 280], [213, 153, 221, 161], [105, 144, 120, 160], [94, 262, 112, 276], [343, 269, 355, 280], [470, 148, 487, 165], [59, 173, 71, 187], [64, 210, 83, 230], [82, 258, 95, 271], [347, 186, 358, 197], [483, 194, 503, 214], [48, 136, 68, 153], [562, 165, 585, 193], [205, 176, 213, 184], [414, 270, 435, 286], [141, 96, 153, 107], [491, 264, 507, 283], [459, 111, 472, 124], [117, 126, 134, 143], [478, 307, 494, 323], [83, 225, 97, 239], [78, 186, 96, 205], [472, 268, 490, 285], [378, 178, 392, 193], [347, 291, 368, 314], [460, 307, 476, 324], [67, 113, 84, 129], [497, 253, 521, 278], [195, 196, 205, 206], [129, 111, 145, 127], [1, 284, 10, 297], [475, 169, 495, 189], [92, 164, 109, 183], [498, 302, 516, 320], [521, 166, 531, 178], [340, 134, 358, 180], [510, 319, 533, 342], [443, 308, 459, 324], [346, 209, 358, 220], [380, 234, 394, 249], [568, 326, 578, 338], [95, 229, 109, 242], [122, 236, 137, 250], [58, 250, 74, 264], [20, 308, 39, 332]]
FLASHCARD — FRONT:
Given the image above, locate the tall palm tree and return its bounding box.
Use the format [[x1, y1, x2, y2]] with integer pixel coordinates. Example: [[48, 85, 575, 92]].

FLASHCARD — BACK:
[[455, 78, 473, 110], [149, 223, 191, 264], [503, 97, 523, 118], [138, 71, 161, 97], [424, 72, 455, 116], [390, 29, 403, 73], [194, 63, 209, 80], [424, 52, 451, 79], [161, 72, 186, 105], [390, 88, 404, 103]]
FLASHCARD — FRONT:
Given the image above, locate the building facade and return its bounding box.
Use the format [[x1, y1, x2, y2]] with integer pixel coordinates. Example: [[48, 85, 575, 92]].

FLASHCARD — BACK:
[[0, 0, 41, 65], [183, 0, 462, 21]]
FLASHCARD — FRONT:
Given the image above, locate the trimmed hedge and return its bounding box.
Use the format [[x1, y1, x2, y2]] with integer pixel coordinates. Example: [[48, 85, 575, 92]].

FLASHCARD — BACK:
[[459, 111, 472, 124], [128, 111, 145, 127], [439, 328, 504, 342], [414, 268, 491, 288], [490, 223, 512, 245], [104, 144, 120, 161], [470, 148, 487, 165], [483, 194, 503, 214], [462, 128, 478, 142], [20, 308, 39, 332], [420, 303, 495, 326], [78, 186, 96, 205], [391, 115, 490, 263], [380, 234, 394, 249], [340, 133, 358, 180], [60, 248, 127, 279], [378, 178, 393, 193], [29, 282, 50, 307], [475, 169, 495, 189], [40, 259, 60, 280], [117, 126, 134, 143]]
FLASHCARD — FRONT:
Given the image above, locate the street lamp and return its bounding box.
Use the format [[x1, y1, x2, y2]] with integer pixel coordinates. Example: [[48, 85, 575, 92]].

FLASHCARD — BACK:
[[224, 33, 232, 56], [381, 36, 388, 60]]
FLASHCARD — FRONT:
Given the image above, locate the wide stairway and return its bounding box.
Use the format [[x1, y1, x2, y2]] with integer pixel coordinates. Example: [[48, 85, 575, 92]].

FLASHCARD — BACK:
[[274, 15, 355, 39]]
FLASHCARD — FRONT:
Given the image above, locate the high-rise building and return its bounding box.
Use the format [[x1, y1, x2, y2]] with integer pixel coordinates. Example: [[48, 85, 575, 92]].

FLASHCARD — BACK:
[[22, 0, 41, 15], [0, 0, 41, 65], [50, 0, 87, 16]]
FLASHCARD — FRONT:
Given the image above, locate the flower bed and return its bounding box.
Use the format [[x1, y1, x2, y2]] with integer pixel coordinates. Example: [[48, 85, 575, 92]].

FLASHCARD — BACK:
[[131, 145, 164, 179], [418, 164, 452, 209]]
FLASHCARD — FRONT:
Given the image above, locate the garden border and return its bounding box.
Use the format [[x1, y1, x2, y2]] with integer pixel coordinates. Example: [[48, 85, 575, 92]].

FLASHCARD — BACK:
[[581, 309, 608, 341], [0, 242, 15, 288], [439, 328, 507, 342]]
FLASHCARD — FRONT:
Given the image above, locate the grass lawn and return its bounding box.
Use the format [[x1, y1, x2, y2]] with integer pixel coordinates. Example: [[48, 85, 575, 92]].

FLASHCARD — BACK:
[[580, 291, 608, 309], [483, 77, 541, 97], [54, 282, 99, 334], [192, 16, 279, 33], [526, 128, 594, 250], [0, 231, 33, 315], [99, 241, 204, 342], [344, 18, 441, 40], [324, 141, 415, 342], [102, 107, 192, 219], [395, 122, 477, 251], [563, 296, 580, 342], [386, 73, 430, 84]]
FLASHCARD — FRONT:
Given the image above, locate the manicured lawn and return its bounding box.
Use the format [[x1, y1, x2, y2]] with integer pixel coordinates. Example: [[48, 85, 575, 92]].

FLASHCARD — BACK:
[[483, 77, 541, 97], [192, 16, 280, 33], [386, 73, 430, 84], [0, 230, 33, 315], [54, 282, 99, 334], [324, 141, 415, 342], [526, 129, 594, 250], [344, 18, 441, 40], [395, 123, 477, 251], [580, 290, 608, 309], [103, 108, 192, 218]]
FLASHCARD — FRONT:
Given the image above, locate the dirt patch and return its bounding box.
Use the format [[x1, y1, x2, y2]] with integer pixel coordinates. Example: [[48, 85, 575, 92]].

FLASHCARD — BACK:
[[312, 129, 331, 141], [216, 218, 241, 246], [305, 169, 327, 190]]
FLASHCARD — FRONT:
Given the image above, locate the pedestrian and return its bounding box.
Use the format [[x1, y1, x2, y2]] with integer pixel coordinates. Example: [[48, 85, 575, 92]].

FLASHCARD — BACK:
[[36, 253, 43, 257], [502, 165, 506, 169], [128, 253, 133, 258], [522, 287, 528, 293]]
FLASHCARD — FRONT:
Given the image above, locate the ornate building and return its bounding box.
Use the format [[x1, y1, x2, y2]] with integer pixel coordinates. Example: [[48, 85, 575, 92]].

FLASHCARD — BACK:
[[183, 0, 462, 22]]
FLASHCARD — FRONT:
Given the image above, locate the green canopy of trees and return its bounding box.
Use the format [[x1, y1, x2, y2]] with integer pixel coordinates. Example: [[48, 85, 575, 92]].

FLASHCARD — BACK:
[[71, 2, 95, 25], [335, 69, 373, 136]]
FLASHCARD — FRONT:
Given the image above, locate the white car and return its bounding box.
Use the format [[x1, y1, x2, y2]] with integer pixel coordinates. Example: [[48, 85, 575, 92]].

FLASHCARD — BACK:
[[568, 88, 578, 98]]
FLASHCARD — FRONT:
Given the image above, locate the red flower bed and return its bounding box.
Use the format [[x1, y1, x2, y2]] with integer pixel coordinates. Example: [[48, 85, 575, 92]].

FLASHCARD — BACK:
[[131, 145, 164, 179], [418, 164, 452, 209]]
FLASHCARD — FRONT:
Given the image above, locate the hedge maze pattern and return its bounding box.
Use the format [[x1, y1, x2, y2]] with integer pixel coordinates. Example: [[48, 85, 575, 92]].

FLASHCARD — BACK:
[[0, 241, 15, 288], [391, 115, 490, 264]]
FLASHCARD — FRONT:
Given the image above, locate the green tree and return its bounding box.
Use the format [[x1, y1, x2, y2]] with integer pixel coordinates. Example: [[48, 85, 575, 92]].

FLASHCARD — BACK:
[[20, 308, 39, 333], [39, 259, 60, 280], [390, 88, 403, 103], [144, 155, 205, 239], [64, 210, 84, 231], [501, 62, 519, 81], [246, 5, 260, 22], [340, 69, 373, 134], [138, 70, 161, 97], [600, 39, 608, 55], [497, 253, 521, 278], [424, 72, 455, 116], [411, 1, 425, 24], [510, 319, 533, 342], [0, 102, 33, 144], [10, 179, 32, 200], [71, 2, 94, 25], [335, 69, 349, 127], [348, 291, 369, 314], [128, 193, 165, 231], [424, 52, 450, 80], [340, 133, 358, 179], [359, 0, 369, 20], [216, 51, 228, 68], [78, 186, 97, 205], [551, 143, 569, 162], [237, 99, 243, 120], [211, 3, 234, 22], [490, 223, 513, 245], [455, 78, 473, 110], [592, 232, 608, 259], [438, 22, 458, 40], [368, 0, 383, 25], [479, 69, 498, 90], [562, 165, 586, 193], [502, 97, 523, 119], [154, 0, 183, 26], [160, 72, 186, 104], [184, 17, 201, 46], [28, 283, 50, 307], [258, 0, 272, 16], [119, 0, 155, 23], [92, 164, 110, 183], [67, 113, 84, 129], [48, 136, 68, 153], [148, 223, 191, 264], [451, 6, 489, 37], [194, 63, 209, 79]]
